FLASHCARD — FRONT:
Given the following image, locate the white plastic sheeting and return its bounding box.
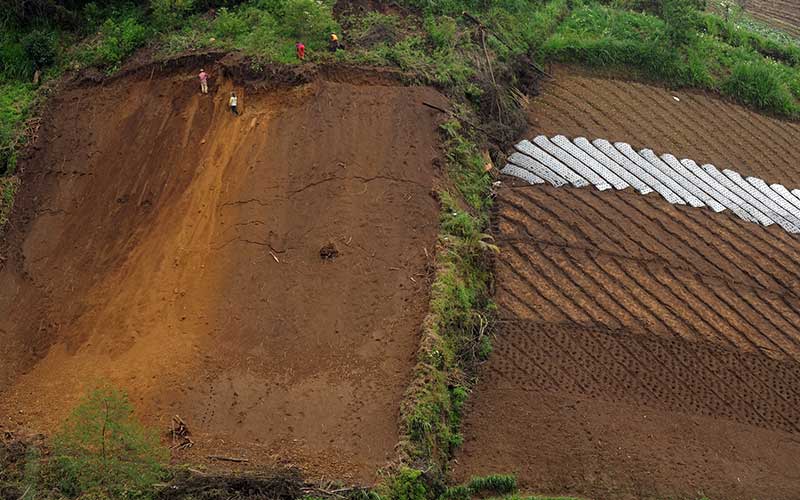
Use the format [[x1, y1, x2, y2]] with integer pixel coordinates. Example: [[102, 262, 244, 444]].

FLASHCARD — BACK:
[[502, 135, 800, 234]]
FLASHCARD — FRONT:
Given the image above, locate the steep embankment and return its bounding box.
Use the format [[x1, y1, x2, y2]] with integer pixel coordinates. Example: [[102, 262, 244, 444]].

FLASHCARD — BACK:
[[0, 60, 446, 482], [453, 69, 800, 500]]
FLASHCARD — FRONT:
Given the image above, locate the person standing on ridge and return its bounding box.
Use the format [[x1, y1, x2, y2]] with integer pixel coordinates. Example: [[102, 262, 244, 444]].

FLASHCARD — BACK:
[[329, 33, 340, 52], [198, 68, 209, 94], [296, 41, 306, 61], [229, 91, 239, 116]]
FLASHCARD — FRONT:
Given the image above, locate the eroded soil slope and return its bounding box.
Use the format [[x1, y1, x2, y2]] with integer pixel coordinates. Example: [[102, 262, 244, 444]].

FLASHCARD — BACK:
[[0, 64, 444, 482], [453, 74, 800, 499]]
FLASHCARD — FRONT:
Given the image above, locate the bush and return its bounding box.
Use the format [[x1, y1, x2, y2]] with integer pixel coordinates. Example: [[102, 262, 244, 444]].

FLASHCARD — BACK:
[[384, 468, 429, 500], [722, 60, 798, 116], [151, 0, 197, 29], [49, 386, 168, 499], [662, 0, 700, 47], [21, 29, 57, 70]]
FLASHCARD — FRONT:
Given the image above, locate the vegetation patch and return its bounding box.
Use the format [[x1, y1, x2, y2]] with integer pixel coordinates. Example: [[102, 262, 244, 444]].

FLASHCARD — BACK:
[[1, 386, 169, 499], [397, 116, 496, 478], [540, 0, 800, 116]]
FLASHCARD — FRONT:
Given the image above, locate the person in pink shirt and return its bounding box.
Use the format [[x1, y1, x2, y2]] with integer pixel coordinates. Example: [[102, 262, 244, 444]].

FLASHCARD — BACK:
[[296, 42, 305, 61], [198, 69, 209, 94]]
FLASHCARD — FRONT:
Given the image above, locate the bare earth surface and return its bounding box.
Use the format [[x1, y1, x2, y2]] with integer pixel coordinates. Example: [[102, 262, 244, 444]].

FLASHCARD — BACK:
[[746, 0, 800, 38], [0, 66, 445, 483], [453, 71, 800, 499], [528, 66, 800, 183]]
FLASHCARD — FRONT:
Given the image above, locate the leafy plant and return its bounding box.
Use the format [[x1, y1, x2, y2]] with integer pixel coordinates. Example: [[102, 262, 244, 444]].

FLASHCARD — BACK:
[[49, 386, 168, 499]]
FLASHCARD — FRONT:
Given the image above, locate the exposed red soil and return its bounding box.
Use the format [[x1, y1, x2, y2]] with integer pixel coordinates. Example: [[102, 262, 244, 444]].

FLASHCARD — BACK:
[[0, 62, 446, 483], [528, 66, 800, 183], [746, 0, 800, 37], [453, 71, 800, 499]]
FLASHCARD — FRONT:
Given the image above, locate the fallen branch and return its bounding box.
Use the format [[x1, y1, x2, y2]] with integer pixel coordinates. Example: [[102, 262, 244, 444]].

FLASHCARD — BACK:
[[207, 455, 249, 463]]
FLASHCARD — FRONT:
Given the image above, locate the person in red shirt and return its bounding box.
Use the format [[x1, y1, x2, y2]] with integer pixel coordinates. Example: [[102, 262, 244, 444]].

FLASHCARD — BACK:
[[198, 69, 209, 94], [296, 42, 305, 61]]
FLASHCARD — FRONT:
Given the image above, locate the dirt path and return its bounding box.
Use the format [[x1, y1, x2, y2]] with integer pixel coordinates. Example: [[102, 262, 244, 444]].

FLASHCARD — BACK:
[[0, 66, 445, 483], [452, 71, 800, 499]]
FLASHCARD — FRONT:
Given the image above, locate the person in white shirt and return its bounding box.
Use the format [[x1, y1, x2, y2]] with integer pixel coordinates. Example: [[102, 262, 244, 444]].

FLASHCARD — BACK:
[[229, 92, 239, 116]]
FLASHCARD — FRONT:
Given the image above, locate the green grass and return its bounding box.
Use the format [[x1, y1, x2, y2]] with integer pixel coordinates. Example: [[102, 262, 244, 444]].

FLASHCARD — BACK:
[[399, 118, 495, 474], [0, 175, 19, 228], [539, 0, 800, 117], [159, 0, 340, 64], [0, 81, 34, 174]]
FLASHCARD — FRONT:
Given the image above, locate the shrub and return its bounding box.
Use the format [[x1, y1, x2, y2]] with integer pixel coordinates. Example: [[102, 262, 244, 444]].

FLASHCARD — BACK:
[[722, 60, 798, 116], [21, 29, 57, 70], [92, 15, 149, 68], [384, 468, 429, 500], [49, 386, 168, 499], [426, 15, 457, 49], [151, 0, 197, 29], [662, 0, 701, 47]]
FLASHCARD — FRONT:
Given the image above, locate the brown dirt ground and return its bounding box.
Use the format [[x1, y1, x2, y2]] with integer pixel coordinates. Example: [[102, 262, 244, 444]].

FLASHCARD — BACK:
[[746, 0, 800, 38], [527, 66, 800, 183], [0, 62, 446, 483], [452, 70, 800, 499]]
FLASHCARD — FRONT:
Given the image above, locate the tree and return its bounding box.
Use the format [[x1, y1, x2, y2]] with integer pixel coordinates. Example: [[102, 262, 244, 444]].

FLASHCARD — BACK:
[[50, 386, 168, 498], [662, 0, 701, 47]]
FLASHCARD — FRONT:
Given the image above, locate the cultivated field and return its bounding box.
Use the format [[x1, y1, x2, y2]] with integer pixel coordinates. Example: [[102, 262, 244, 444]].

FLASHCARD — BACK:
[[746, 0, 800, 37], [0, 64, 445, 482], [528, 67, 800, 183], [453, 71, 800, 499]]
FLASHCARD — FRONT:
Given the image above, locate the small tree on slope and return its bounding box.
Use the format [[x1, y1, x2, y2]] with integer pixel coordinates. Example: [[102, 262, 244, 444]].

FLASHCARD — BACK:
[[50, 386, 168, 499]]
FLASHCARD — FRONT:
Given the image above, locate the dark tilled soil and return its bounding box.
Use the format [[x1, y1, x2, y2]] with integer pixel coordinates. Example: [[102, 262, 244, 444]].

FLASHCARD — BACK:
[[746, 0, 800, 37], [0, 64, 446, 483], [528, 66, 800, 183], [454, 70, 800, 499]]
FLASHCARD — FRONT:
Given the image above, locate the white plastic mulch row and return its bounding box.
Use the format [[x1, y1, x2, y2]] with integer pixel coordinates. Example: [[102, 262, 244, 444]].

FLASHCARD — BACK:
[[501, 135, 800, 234]]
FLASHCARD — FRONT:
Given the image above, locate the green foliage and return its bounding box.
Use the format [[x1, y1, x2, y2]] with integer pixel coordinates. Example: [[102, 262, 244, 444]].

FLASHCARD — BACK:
[[384, 468, 429, 500], [49, 386, 168, 499], [401, 119, 494, 471], [151, 0, 197, 29], [22, 30, 58, 70], [723, 60, 798, 116], [161, 0, 339, 64], [541, 0, 800, 115], [0, 82, 34, 174], [93, 15, 149, 69], [439, 120, 492, 214], [466, 474, 517, 496], [662, 0, 700, 47], [0, 175, 19, 229]]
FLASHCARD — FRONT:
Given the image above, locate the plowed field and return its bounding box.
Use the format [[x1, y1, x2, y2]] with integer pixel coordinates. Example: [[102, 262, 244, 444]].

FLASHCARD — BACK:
[[747, 0, 800, 38], [453, 72, 800, 499], [0, 61, 445, 482], [528, 67, 800, 183]]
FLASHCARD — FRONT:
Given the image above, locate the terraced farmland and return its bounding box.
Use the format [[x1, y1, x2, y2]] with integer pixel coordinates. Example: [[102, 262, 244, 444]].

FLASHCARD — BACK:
[[529, 67, 800, 183], [453, 71, 800, 500], [503, 135, 800, 234], [747, 0, 800, 38]]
